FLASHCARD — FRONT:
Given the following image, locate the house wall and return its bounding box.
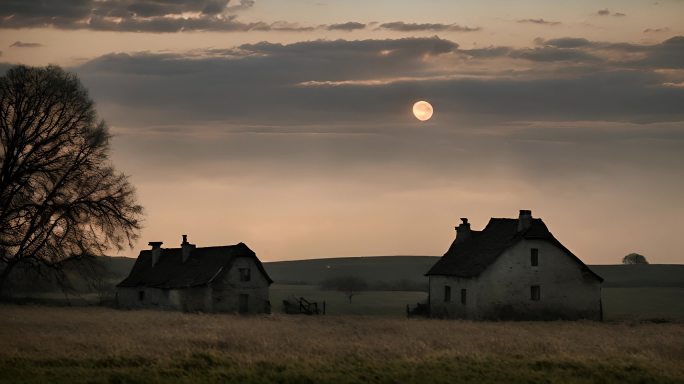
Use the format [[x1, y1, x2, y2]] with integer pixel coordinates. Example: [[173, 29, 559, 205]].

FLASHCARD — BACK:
[[428, 275, 478, 318], [210, 256, 271, 314], [117, 257, 270, 313], [117, 286, 212, 311], [429, 239, 602, 320]]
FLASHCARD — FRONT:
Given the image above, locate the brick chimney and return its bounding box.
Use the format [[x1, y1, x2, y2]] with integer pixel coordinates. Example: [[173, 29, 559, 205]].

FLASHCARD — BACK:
[[517, 210, 532, 232], [454, 218, 472, 244], [181, 234, 195, 263], [149, 241, 163, 266]]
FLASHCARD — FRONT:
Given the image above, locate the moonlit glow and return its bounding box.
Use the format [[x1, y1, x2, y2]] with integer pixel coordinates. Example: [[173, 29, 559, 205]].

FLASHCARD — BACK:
[[412, 101, 434, 121]]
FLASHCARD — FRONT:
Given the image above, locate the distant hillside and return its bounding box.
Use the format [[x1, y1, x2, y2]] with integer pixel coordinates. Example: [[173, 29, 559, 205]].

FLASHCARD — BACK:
[[263, 257, 684, 289], [589, 264, 684, 288], [264, 256, 440, 287], [97, 255, 684, 289], [6, 255, 683, 296]]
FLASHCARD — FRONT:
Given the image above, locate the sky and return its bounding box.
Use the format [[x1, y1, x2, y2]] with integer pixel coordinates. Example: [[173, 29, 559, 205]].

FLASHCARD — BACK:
[[1, 0, 683, 263]]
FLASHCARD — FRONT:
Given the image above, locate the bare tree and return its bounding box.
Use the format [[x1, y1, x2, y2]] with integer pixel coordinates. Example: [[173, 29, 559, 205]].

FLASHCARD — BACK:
[[622, 253, 648, 265], [320, 276, 368, 303], [0, 65, 143, 297]]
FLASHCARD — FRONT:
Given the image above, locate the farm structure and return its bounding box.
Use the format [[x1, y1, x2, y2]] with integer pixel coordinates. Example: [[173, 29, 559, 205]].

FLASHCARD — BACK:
[[117, 235, 272, 313], [426, 210, 603, 320]]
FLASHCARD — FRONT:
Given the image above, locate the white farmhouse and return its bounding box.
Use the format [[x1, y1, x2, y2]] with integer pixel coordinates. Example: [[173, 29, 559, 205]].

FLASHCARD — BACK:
[[117, 235, 272, 313], [426, 210, 603, 320]]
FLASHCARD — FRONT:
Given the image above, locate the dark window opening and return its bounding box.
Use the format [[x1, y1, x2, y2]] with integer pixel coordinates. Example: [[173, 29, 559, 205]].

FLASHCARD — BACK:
[[138, 290, 145, 301], [444, 285, 451, 302], [239, 268, 251, 282], [461, 289, 467, 305], [531, 248, 539, 266], [531, 285, 541, 301]]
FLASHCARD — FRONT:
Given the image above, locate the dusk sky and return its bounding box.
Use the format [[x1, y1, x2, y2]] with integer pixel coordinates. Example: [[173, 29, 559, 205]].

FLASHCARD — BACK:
[[1, 0, 683, 263]]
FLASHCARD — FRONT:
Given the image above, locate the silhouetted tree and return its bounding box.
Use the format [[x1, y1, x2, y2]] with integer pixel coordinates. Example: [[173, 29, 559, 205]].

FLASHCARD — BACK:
[[622, 253, 648, 265], [0, 65, 143, 297], [320, 275, 368, 303]]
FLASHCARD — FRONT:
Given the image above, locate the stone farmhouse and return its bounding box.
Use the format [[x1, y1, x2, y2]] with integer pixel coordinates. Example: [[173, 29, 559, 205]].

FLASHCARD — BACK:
[[117, 235, 272, 313], [426, 210, 603, 320]]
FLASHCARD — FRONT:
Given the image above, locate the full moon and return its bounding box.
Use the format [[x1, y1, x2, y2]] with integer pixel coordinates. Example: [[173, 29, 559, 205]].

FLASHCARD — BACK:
[[412, 100, 433, 121]]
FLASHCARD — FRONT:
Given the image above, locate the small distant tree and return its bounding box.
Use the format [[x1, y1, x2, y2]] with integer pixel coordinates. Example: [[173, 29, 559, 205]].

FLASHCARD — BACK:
[[320, 275, 368, 303], [622, 253, 649, 265]]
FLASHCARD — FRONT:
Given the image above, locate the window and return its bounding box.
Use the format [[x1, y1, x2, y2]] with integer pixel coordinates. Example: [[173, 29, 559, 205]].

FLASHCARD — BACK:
[[461, 289, 467, 305], [444, 285, 451, 302], [531, 248, 539, 266], [138, 290, 145, 301], [239, 268, 251, 282], [531, 285, 540, 301]]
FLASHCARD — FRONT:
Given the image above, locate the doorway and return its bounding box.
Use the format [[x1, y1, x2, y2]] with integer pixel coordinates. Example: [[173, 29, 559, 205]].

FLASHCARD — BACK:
[[239, 294, 249, 314]]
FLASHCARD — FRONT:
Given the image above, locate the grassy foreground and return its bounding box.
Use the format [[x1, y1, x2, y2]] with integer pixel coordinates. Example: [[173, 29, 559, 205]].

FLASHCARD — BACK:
[[0, 305, 683, 383]]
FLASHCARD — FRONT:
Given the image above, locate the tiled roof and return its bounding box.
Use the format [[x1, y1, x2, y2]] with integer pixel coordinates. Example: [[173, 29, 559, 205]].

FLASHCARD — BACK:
[[426, 218, 603, 281], [117, 242, 273, 288]]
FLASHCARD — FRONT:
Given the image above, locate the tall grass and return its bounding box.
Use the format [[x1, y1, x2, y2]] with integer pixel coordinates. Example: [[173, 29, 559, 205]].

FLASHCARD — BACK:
[[0, 305, 682, 383]]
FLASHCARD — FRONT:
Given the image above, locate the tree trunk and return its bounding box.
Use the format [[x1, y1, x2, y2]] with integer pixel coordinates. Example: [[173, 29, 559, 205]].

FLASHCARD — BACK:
[[0, 261, 19, 299]]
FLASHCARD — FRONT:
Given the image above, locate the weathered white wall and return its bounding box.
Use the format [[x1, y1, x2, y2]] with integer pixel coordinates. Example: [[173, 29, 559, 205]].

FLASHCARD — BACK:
[[428, 275, 478, 318], [211, 256, 271, 314], [429, 239, 602, 320], [118, 286, 166, 309], [117, 257, 271, 314]]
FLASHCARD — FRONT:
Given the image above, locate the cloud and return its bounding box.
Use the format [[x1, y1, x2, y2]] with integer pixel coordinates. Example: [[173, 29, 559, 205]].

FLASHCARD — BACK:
[[226, 0, 255, 12], [84, 15, 316, 33], [70, 36, 684, 130], [0, 0, 316, 32], [597, 9, 626, 17], [636, 36, 684, 69], [9, 41, 43, 48], [462, 39, 602, 63], [537, 37, 592, 48], [326, 22, 366, 31], [508, 47, 601, 62], [644, 27, 670, 33], [377, 22, 480, 32], [517, 19, 561, 26], [534, 36, 684, 68]]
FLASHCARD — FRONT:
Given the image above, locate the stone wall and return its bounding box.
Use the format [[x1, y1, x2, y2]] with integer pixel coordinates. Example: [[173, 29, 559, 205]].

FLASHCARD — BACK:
[[117, 257, 271, 314], [211, 256, 271, 314], [429, 239, 602, 320]]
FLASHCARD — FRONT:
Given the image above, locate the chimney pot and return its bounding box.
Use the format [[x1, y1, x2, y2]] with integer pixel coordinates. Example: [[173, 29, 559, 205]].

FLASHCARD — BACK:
[[454, 217, 472, 244], [149, 241, 163, 266], [181, 234, 195, 263], [518, 209, 533, 232]]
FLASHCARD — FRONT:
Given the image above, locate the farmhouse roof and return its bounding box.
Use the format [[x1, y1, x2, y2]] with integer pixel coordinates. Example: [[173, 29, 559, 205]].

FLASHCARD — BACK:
[[117, 242, 273, 288], [425, 217, 603, 281]]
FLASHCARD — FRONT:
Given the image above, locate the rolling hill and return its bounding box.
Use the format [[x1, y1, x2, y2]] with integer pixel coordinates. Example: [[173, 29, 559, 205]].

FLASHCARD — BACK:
[[7, 255, 683, 296]]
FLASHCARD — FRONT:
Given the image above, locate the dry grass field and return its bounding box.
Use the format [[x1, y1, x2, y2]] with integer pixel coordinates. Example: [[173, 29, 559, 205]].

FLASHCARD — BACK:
[[1, 305, 683, 383]]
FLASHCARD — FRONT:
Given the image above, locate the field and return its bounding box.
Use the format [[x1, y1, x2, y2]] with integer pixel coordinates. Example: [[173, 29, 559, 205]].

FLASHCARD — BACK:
[[271, 284, 684, 320], [602, 288, 684, 320], [1, 305, 683, 384]]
